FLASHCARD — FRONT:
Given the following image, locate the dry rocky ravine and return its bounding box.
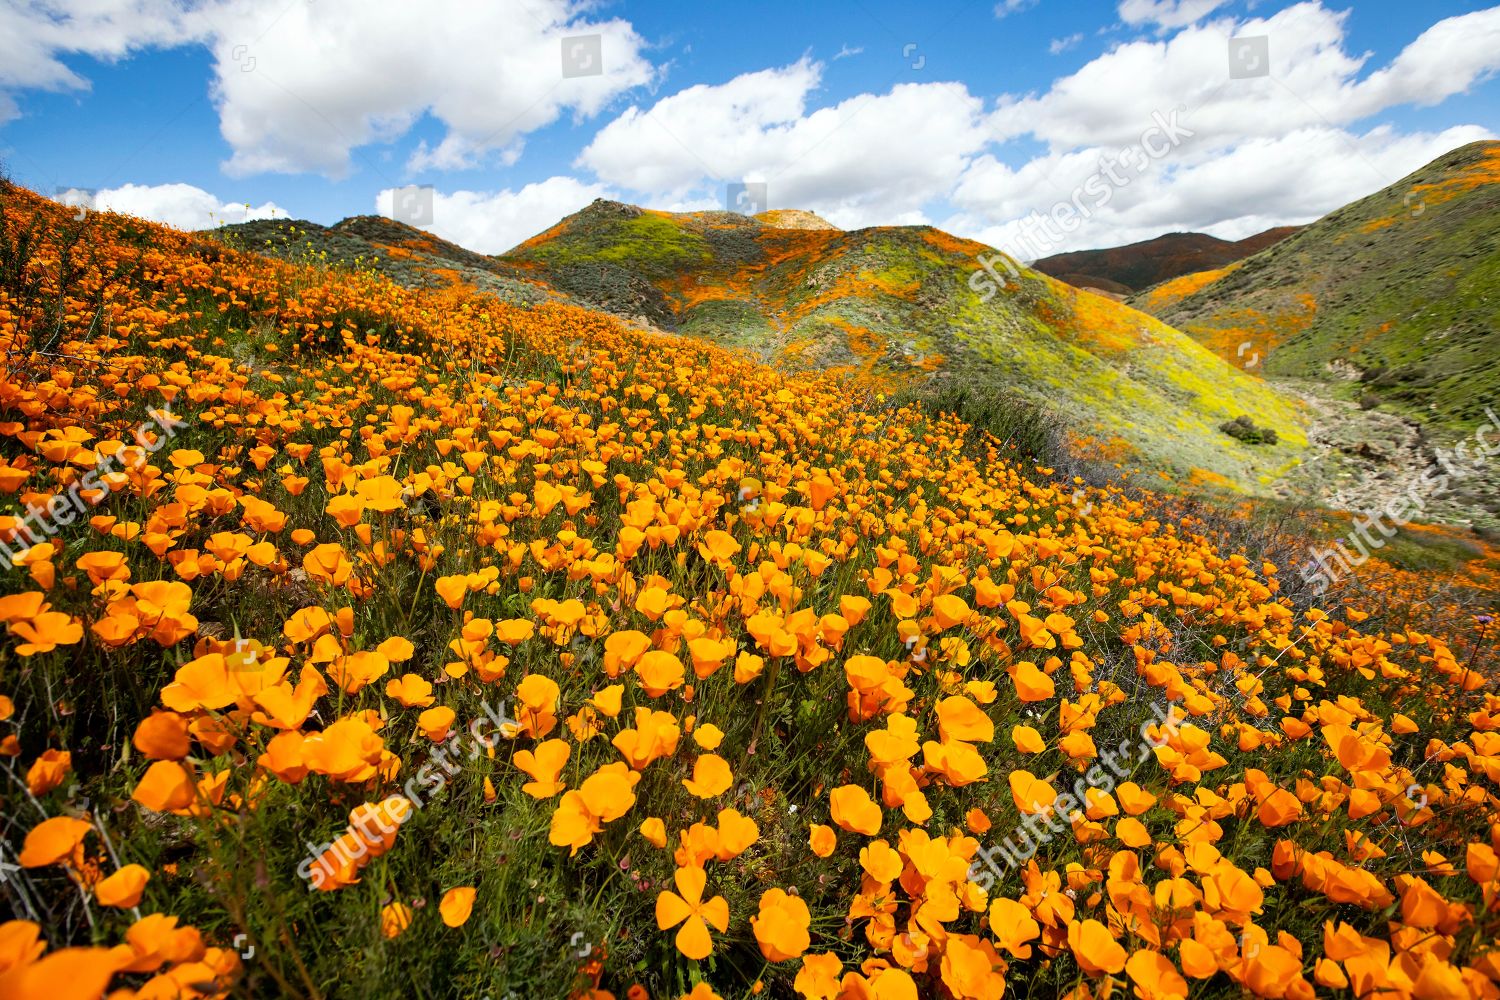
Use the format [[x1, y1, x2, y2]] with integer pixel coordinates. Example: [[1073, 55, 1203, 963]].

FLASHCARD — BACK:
[[1272, 376, 1500, 537]]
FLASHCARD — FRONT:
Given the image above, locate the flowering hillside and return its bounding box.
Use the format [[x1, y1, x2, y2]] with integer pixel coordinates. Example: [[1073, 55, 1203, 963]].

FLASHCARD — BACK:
[[497, 200, 1311, 497], [1, 183, 1498, 1000]]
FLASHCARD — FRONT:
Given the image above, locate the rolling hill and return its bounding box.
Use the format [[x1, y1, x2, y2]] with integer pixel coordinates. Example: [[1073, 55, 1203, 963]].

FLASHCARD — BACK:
[[215, 162, 1500, 527], [1033, 227, 1301, 295], [494, 200, 1310, 494], [223, 199, 1314, 496], [219, 213, 558, 307]]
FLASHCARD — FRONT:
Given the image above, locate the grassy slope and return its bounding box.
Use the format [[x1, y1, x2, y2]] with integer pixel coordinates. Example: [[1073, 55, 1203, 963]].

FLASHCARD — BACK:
[[500, 203, 1311, 495], [1135, 141, 1500, 432], [4, 179, 1500, 1000]]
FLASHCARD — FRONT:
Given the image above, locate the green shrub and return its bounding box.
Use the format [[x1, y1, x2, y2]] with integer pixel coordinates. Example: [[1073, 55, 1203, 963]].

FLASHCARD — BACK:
[[1219, 414, 1279, 445]]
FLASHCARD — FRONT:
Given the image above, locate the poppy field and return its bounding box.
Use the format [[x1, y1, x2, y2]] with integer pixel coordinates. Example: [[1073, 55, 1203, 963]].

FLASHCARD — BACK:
[[1, 182, 1499, 999]]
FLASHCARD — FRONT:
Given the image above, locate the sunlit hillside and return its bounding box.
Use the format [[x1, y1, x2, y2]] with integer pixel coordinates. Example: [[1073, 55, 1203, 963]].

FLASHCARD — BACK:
[[497, 200, 1312, 496]]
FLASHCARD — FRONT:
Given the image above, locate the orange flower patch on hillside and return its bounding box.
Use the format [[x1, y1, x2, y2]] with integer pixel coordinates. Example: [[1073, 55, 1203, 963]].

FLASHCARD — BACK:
[[1185, 292, 1318, 364], [508, 217, 574, 255], [1066, 432, 1137, 464], [919, 228, 993, 260], [1137, 264, 1240, 312], [1045, 282, 1150, 355], [1406, 145, 1500, 211], [1187, 467, 1236, 489]]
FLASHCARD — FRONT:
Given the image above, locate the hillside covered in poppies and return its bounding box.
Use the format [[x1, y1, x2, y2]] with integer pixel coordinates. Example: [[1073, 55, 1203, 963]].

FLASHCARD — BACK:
[[2, 178, 1499, 1000]]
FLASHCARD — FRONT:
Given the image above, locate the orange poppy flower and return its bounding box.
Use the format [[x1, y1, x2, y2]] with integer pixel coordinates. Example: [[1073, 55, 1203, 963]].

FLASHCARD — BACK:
[[385, 673, 435, 708], [439, 887, 476, 927], [794, 952, 844, 999], [809, 823, 836, 858], [381, 902, 413, 939], [682, 754, 733, 798], [1009, 660, 1055, 702], [1067, 918, 1126, 976], [0, 946, 121, 999], [514, 739, 570, 798], [655, 866, 730, 961], [1008, 770, 1057, 815], [750, 888, 810, 962], [94, 864, 151, 908], [303, 543, 353, 585], [636, 650, 686, 698], [132, 711, 190, 760], [549, 763, 640, 855], [417, 706, 456, 742], [640, 817, 668, 849], [829, 785, 882, 835], [1126, 950, 1188, 1000], [131, 760, 197, 813], [25, 749, 70, 795], [10, 611, 84, 655], [18, 816, 92, 868]]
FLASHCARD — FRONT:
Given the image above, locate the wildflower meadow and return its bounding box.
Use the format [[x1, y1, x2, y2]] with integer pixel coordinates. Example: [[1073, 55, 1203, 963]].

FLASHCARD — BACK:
[[0, 181, 1497, 999]]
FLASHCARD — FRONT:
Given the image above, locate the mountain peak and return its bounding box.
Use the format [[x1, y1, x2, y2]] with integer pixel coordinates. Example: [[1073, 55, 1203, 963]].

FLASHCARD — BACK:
[[754, 209, 839, 231]]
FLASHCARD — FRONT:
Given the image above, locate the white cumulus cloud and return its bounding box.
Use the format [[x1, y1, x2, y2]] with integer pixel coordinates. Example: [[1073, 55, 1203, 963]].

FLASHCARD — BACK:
[[376, 176, 614, 254], [578, 59, 990, 229], [1, 0, 655, 178], [53, 182, 287, 231], [0, 1, 194, 122], [950, 3, 1500, 255], [1118, 0, 1231, 30]]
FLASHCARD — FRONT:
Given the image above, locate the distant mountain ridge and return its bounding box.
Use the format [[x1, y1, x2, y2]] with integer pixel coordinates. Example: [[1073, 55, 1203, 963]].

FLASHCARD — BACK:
[[1033, 227, 1302, 294]]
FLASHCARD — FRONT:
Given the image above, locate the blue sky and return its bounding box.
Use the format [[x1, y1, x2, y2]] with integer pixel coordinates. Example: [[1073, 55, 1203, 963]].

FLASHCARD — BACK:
[[2, 0, 1498, 256]]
